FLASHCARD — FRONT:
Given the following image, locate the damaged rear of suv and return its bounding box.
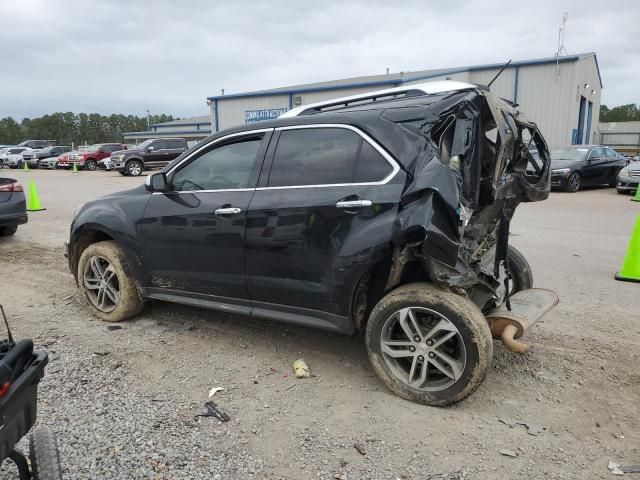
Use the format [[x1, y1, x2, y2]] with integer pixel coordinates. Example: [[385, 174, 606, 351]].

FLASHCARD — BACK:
[[66, 80, 557, 406]]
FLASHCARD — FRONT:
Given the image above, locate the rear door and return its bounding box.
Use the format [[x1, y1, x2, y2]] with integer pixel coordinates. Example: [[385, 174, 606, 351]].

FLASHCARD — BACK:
[[164, 139, 187, 165], [140, 130, 271, 303], [245, 125, 404, 329]]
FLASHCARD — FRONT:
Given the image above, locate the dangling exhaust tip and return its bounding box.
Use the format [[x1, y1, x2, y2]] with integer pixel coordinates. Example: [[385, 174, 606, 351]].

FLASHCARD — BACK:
[[500, 324, 529, 353]]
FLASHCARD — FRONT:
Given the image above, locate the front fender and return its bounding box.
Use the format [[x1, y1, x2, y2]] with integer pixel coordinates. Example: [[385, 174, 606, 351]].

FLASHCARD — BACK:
[[69, 188, 150, 285]]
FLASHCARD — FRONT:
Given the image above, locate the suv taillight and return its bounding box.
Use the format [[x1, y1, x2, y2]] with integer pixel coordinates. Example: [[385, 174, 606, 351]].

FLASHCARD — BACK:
[[0, 182, 23, 192]]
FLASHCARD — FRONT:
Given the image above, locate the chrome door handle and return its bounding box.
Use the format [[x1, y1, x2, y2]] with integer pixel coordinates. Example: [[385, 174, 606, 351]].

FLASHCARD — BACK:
[[335, 200, 372, 209], [214, 207, 242, 215]]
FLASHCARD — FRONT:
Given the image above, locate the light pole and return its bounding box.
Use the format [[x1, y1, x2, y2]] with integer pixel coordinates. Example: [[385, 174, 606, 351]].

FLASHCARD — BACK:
[[146, 110, 150, 130]]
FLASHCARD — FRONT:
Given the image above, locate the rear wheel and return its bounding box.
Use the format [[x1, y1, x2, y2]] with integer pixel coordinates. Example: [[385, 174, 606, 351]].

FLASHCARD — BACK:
[[29, 427, 62, 480], [78, 241, 144, 322], [565, 172, 581, 192], [85, 159, 97, 171], [366, 283, 493, 406], [126, 160, 143, 176], [507, 245, 533, 295], [0, 226, 18, 237]]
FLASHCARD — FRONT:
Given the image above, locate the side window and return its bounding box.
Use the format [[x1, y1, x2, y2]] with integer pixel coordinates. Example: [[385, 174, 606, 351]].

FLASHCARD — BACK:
[[605, 148, 616, 158], [152, 141, 166, 150], [169, 140, 186, 149], [268, 128, 361, 187], [354, 141, 393, 183], [171, 136, 263, 191], [589, 147, 603, 160]]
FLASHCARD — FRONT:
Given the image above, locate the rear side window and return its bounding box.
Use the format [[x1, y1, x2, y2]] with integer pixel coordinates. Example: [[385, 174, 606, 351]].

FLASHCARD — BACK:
[[354, 141, 393, 183], [268, 127, 392, 187], [167, 140, 186, 149]]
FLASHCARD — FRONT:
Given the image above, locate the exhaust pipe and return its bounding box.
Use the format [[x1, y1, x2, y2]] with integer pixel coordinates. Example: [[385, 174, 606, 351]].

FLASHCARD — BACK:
[[486, 288, 559, 353]]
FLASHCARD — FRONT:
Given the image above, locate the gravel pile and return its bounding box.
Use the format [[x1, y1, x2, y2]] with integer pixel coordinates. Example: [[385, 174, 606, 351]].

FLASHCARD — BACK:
[[0, 340, 264, 479]]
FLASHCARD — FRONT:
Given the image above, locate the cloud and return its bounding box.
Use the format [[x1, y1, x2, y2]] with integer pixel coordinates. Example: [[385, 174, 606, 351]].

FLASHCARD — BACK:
[[0, 0, 638, 120]]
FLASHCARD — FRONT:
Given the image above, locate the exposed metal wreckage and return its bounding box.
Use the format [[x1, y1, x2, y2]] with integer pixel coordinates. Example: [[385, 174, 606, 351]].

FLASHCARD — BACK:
[[382, 88, 556, 345]]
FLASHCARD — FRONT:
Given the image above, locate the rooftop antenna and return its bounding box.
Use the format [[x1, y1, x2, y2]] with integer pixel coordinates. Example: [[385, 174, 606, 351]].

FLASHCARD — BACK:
[[555, 12, 569, 75], [487, 59, 512, 88]]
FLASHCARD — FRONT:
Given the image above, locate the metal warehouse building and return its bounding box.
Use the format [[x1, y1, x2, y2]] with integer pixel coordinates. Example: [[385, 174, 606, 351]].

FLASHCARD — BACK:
[[207, 53, 602, 149], [123, 115, 212, 145]]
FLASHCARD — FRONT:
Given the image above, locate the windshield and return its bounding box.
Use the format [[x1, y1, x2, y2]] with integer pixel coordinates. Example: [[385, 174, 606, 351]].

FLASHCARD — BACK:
[[550, 148, 588, 161], [8, 148, 25, 154], [84, 145, 100, 152], [136, 140, 154, 150], [39, 146, 53, 153]]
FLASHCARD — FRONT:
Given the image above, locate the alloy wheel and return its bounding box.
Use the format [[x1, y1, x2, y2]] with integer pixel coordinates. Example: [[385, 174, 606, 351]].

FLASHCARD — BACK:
[[128, 162, 142, 176], [568, 173, 580, 192], [83, 256, 120, 313], [380, 307, 466, 392]]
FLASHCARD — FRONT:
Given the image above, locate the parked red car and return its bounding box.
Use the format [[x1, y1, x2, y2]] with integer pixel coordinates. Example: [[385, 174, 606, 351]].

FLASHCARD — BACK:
[[57, 144, 126, 170]]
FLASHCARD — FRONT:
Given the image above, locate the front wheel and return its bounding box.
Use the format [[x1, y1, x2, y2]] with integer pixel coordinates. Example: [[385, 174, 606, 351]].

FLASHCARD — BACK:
[[29, 427, 62, 480], [85, 159, 97, 171], [366, 283, 493, 406], [126, 160, 143, 176], [77, 240, 144, 322], [565, 172, 581, 192]]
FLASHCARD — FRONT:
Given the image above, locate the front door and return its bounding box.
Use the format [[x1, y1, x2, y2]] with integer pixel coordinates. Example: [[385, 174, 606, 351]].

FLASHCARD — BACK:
[[245, 125, 404, 328], [141, 131, 271, 301], [584, 147, 605, 185]]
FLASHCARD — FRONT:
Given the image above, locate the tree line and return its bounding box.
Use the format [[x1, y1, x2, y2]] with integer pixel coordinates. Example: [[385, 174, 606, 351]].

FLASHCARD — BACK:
[[0, 113, 177, 146], [600, 104, 640, 123]]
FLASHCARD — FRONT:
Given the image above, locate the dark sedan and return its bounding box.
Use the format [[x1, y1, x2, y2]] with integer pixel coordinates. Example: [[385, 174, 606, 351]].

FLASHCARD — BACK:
[[0, 177, 27, 236], [550, 145, 627, 192]]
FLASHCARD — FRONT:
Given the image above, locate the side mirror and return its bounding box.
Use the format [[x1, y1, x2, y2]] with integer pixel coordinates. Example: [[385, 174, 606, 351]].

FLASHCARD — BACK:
[[147, 146, 154, 152], [145, 172, 168, 192]]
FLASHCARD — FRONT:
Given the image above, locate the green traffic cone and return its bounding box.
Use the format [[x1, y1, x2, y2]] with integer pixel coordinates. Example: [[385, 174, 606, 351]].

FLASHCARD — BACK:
[[632, 185, 640, 202], [23, 160, 29, 172], [72, 162, 78, 173], [26, 180, 46, 212], [615, 215, 640, 283]]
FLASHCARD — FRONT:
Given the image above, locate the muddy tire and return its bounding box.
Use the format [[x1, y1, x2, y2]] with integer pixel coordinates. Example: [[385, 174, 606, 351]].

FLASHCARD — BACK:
[[77, 240, 143, 322], [0, 225, 18, 236], [29, 427, 62, 480], [366, 282, 493, 406], [507, 245, 533, 295]]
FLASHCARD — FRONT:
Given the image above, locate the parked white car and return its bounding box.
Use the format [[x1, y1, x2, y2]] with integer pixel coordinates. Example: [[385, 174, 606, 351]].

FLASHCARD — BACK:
[[0, 147, 30, 168]]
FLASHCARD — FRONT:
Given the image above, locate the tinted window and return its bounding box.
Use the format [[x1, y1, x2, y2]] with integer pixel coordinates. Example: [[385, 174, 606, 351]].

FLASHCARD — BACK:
[[172, 137, 263, 191], [167, 139, 186, 149], [152, 141, 167, 150], [589, 147, 604, 159], [268, 128, 361, 187], [605, 148, 616, 158], [354, 141, 392, 183]]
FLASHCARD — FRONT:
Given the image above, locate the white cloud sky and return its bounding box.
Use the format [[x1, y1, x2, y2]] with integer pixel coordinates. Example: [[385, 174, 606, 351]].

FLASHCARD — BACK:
[[0, 0, 638, 119]]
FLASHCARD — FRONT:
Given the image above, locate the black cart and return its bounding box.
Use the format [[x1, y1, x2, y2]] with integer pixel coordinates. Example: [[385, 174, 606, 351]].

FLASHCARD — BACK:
[[0, 319, 62, 479]]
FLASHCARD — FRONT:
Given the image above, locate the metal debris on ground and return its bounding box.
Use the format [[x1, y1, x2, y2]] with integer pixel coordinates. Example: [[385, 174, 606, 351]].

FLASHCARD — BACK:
[[498, 417, 547, 436], [499, 449, 518, 458], [208, 387, 225, 398], [354, 443, 366, 456], [107, 325, 123, 331], [196, 401, 230, 422], [608, 461, 624, 475], [293, 358, 310, 378]]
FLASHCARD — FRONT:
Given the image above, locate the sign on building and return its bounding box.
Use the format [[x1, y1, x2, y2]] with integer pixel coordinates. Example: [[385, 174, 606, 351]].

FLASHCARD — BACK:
[[244, 108, 288, 124]]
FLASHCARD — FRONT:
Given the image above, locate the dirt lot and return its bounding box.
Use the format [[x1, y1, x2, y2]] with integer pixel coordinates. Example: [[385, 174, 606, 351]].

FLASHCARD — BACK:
[[1, 169, 639, 479]]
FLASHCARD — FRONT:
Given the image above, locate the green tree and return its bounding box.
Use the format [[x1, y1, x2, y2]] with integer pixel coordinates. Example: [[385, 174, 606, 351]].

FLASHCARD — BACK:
[[600, 104, 640, 122], [0, 117, 22, 144]]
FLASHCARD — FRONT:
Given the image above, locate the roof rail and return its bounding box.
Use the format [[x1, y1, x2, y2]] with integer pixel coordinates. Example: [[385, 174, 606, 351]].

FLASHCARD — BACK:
[[280, 80, 476, 118]]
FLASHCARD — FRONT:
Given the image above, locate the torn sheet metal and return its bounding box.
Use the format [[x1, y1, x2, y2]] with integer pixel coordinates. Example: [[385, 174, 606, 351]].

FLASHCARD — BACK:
[[383, 88, 551, 309]]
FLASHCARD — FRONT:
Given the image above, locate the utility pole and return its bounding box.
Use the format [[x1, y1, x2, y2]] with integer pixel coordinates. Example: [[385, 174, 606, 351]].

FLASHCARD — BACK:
[[146, 110, 150, 130]]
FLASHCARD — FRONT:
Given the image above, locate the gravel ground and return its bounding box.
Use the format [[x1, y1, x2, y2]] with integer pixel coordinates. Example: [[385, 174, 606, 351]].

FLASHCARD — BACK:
[[0, 171, 639, 479]]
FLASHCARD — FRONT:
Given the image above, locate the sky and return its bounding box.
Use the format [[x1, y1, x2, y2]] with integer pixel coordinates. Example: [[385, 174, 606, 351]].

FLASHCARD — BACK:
[[0, 0, 638, 120]]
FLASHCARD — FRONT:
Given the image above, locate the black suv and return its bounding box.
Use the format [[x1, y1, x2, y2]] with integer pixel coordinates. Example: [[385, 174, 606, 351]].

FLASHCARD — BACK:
[[65, 82, 554, 406], [110, 138, 188, 176]]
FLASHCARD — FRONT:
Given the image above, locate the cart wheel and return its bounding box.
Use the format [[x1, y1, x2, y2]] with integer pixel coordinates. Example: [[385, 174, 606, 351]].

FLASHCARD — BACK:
[[29, 428, 62, 480]]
